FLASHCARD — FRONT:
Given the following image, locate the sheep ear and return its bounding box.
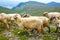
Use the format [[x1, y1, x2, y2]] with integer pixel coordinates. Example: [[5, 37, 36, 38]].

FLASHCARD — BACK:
[[23, 14, 27, 17], [54, 17, 58, 20], [50, 16, 55, 21], [52, 16, 56, 19]]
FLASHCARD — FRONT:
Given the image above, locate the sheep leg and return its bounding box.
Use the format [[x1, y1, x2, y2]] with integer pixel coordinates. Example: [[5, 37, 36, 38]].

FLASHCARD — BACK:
[[47, 26, 50, 33], [3, 20, 9, 29], [30, 29, 34, 33], [38, 25, 44, 34], [55, 27, 58, 33], [24, 27, 27, 30]]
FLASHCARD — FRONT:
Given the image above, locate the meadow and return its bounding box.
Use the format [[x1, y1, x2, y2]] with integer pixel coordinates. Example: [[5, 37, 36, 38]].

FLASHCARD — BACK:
[[0, 14, 60, 40], [0, 1, 60, 40]]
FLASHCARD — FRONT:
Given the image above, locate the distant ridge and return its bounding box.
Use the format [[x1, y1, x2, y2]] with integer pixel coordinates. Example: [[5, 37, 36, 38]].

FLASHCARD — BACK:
[[47, 2, 60, 6], [0, 6, 15, 13], [0, 1, 60, 15], [13, 1, 60, 9], [12, 1, 60, 15]]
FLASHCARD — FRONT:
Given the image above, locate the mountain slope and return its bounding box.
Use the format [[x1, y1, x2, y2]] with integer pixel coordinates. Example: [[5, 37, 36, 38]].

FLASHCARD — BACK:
[[13, 1, 60, 16], [0, 6, 16, 14], [47, 2, 60, 6]]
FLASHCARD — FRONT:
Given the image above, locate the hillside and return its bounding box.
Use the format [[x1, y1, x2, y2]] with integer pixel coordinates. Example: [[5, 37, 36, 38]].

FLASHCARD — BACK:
[[13, 1, 60, 16], [0, 6, 16, 14]]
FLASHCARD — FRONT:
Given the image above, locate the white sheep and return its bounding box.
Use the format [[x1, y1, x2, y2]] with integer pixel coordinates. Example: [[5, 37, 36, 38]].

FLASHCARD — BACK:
[[23, 14, 50, 32], [14, 15, 44, 34], [43, 12, 60, 21]]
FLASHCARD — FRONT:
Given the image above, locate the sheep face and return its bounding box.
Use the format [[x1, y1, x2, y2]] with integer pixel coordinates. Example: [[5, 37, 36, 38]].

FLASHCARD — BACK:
[[43, 12, 48, 16], [10, 17, 15, 21], [13, 14, 22, 23], [14, 14, 21, 20], [57, 20, 60, 27], [7, 16, 15, 21], [23, 14, 31, 18]]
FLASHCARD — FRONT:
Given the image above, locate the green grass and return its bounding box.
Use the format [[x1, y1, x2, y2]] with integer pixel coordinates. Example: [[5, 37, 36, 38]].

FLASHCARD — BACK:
[[19, 36, 28, 40], [0, 36, 9, 40], [13, 29, 20, 35], [0, 22, 6, 33], [13, 29, 29, 36], [0, 6, 16, 13], [18, 30, 29, 36], [43, 34, 57, 40], [50, 27, 56, 33]]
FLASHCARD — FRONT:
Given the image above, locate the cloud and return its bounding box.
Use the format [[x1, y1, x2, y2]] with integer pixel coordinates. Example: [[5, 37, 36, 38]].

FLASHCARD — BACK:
[[0, 0, 29, 8], [29, 0, 60, 3], [0, 0, 29, 2]]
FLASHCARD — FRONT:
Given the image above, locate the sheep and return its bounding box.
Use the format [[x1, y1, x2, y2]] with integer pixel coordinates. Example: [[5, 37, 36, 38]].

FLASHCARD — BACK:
[[14, 15, 44, 34], [23, 14, 31, 18], [39, 16, 50, 32], [23, 14, 50, 32], [51, 17, 60, 32], [0, 13, 20, 29], [0, 13, 9, 29], [5, 14, 21, 24], [43, 12, 60, 21], [6, 14, 21, 29], [7, 14, 18, 21]]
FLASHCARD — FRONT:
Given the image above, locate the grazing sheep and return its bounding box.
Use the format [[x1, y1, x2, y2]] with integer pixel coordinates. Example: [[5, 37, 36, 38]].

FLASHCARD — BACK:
[[39, 16, 50, 32], [43, 12, 60, 21], [23, 14, 50, 32], [0, 13, 20, 29], [7, 14, 18, 21], [14, 15, 44, 34], [0, 13, 9, 29], [23, 14, 31, 18], [52, 17, 60, 32]]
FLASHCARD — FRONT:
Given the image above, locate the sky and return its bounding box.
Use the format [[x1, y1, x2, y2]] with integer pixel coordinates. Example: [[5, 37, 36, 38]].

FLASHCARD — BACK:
[[0, 0, 60, 9]]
